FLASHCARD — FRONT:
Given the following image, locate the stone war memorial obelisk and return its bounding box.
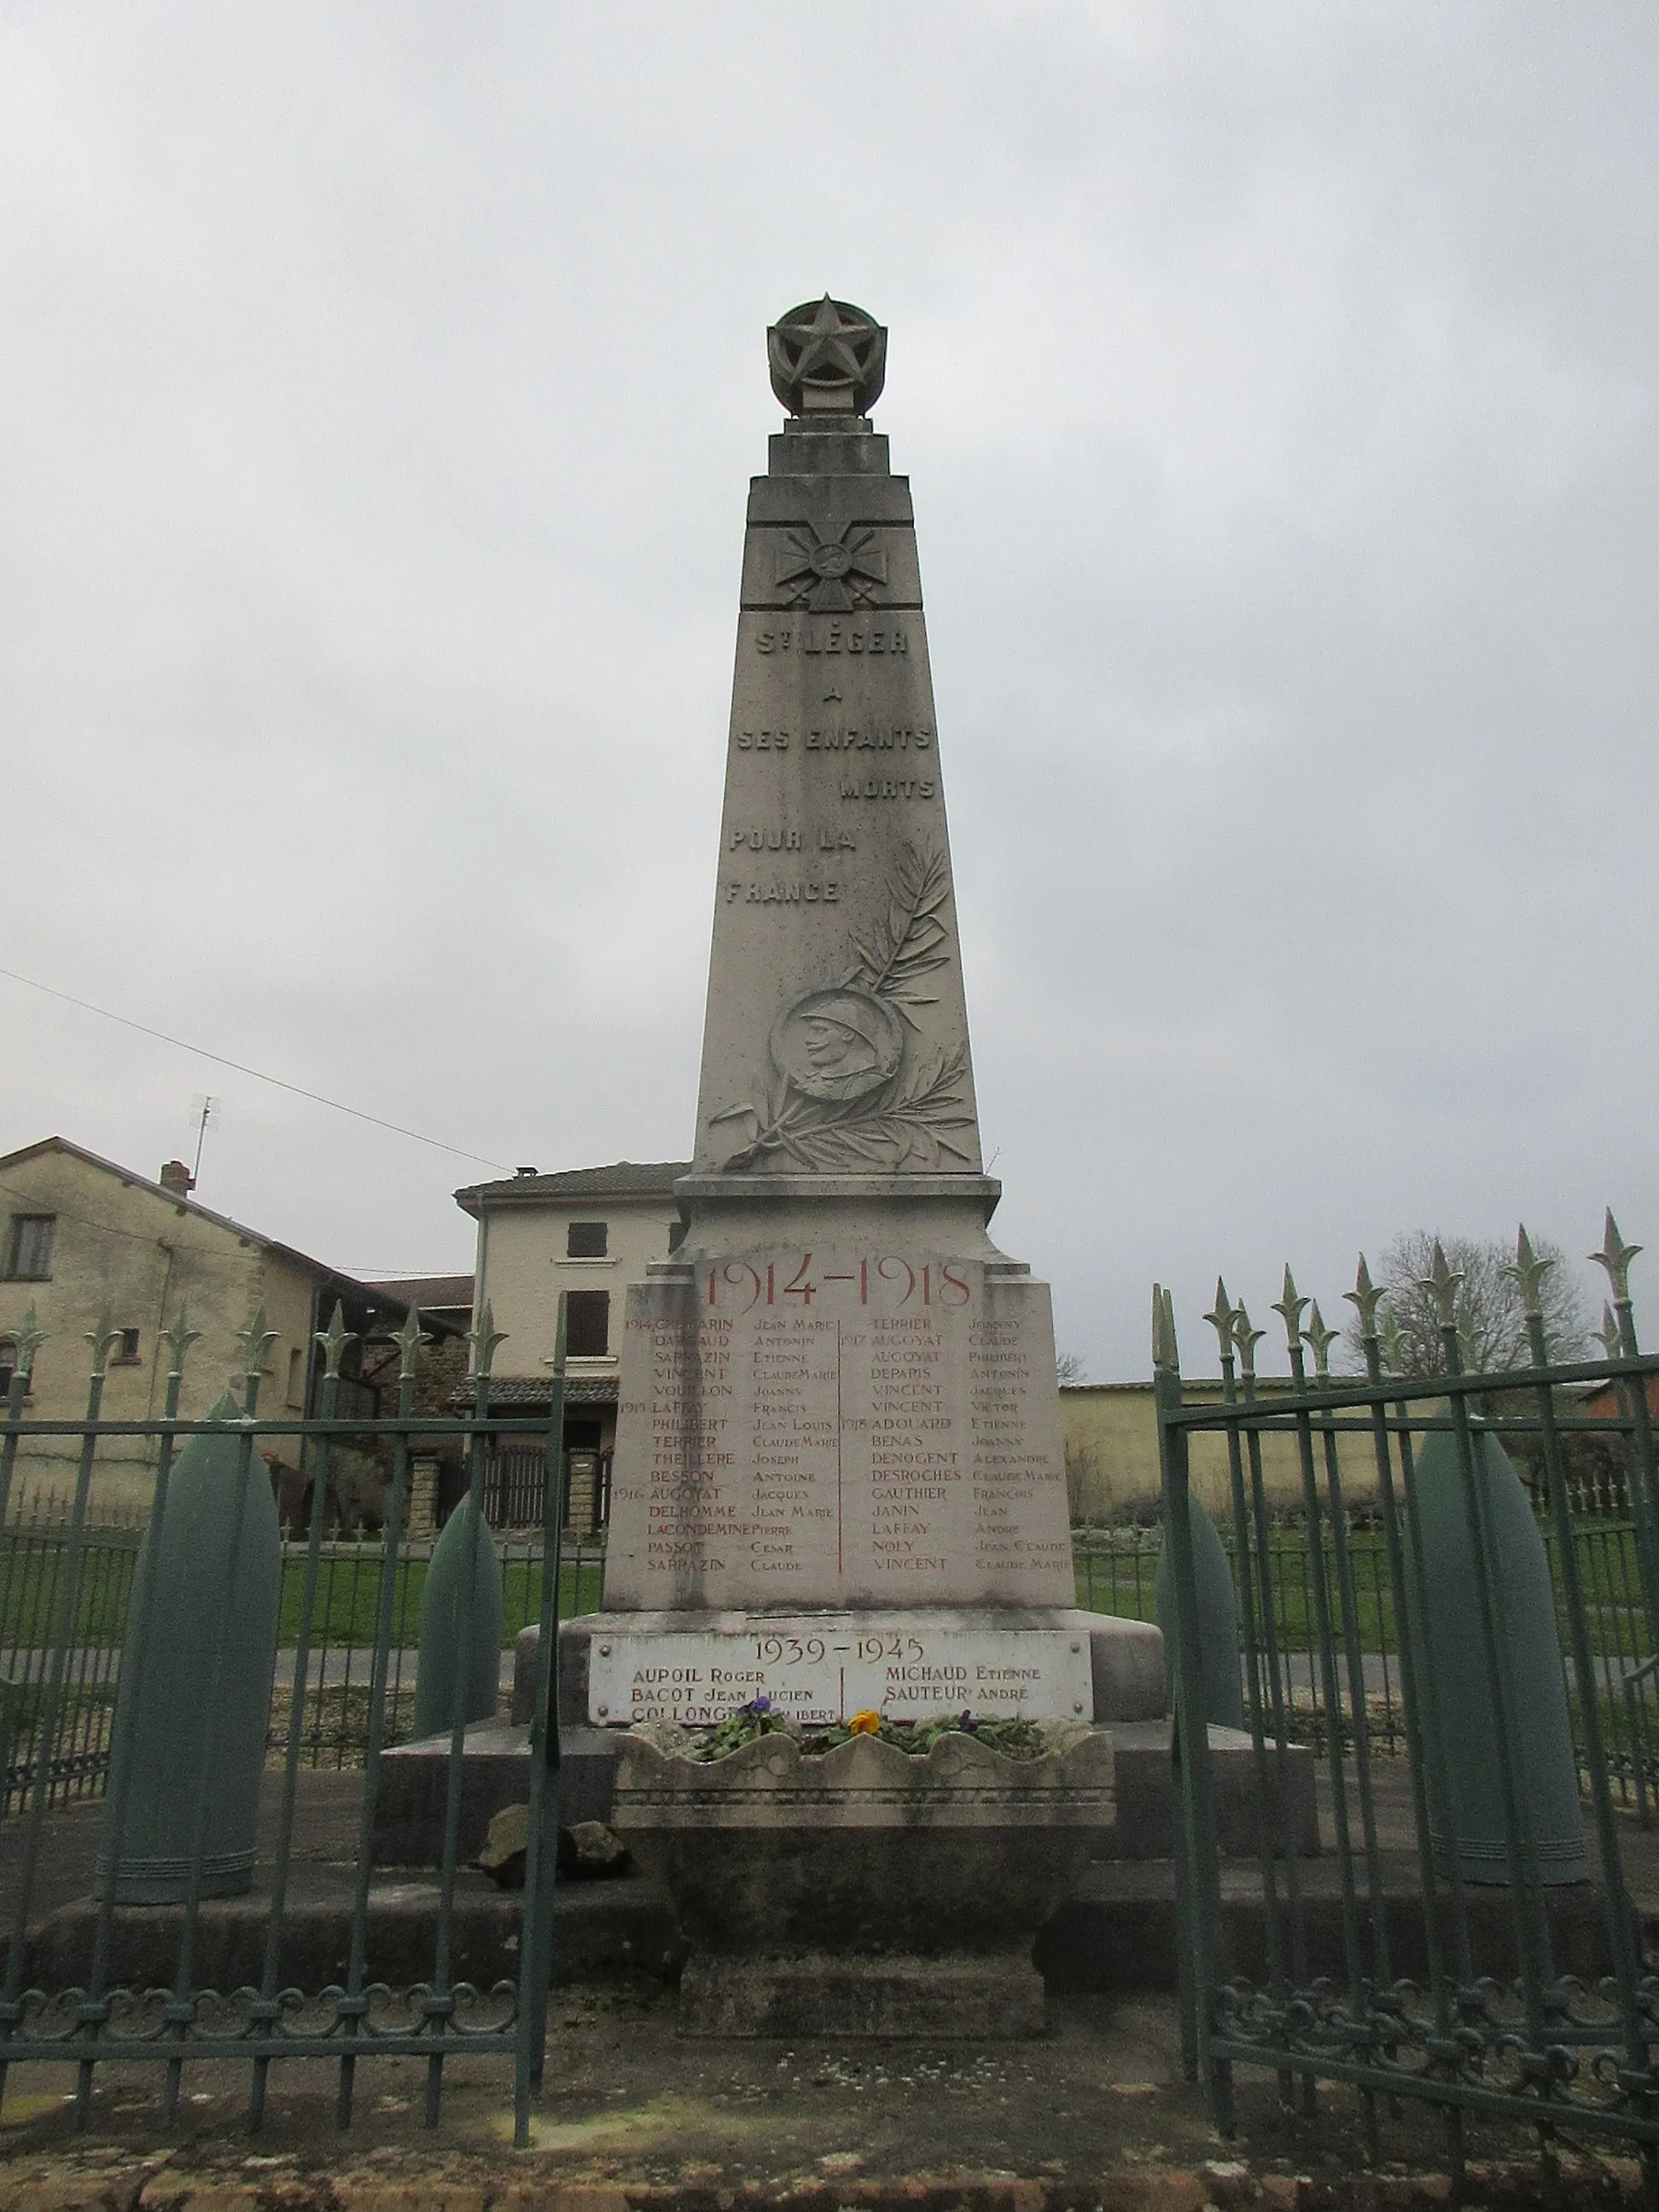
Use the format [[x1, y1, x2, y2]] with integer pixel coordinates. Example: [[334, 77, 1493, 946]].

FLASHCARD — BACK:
[[561, 299, 1161, 1773]]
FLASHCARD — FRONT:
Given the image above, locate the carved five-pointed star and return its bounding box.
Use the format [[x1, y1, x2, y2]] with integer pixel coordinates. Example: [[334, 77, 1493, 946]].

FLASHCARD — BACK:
[[787, 295, 871, 388]]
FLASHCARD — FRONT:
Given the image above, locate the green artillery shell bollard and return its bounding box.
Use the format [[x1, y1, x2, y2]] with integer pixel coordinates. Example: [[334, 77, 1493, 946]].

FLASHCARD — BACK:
[[1405, 1428, 1589, 1884], [1157, 1489, 1245, 1732], [412, 1493, 503, 1739], [97, 1395, 282, 1901]]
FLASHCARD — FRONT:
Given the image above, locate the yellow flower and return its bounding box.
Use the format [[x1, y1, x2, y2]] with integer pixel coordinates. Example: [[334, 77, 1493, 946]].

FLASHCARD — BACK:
[[847, 1709, 882, 1736]]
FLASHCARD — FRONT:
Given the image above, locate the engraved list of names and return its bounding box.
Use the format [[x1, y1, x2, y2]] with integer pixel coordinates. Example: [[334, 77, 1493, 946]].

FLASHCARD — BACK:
[[602, 1250, 1075, 1611]]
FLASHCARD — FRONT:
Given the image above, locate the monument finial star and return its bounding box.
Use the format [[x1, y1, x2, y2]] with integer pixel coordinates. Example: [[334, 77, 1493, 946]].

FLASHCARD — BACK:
[[767, 296, 887, 416]]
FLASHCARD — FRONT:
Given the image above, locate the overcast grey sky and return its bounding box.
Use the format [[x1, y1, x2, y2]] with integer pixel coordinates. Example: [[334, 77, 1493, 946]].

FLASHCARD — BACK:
[[3, 6, 1656, 1379]]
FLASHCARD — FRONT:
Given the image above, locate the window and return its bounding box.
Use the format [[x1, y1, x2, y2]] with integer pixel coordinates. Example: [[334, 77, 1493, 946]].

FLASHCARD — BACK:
[[287, 1347, 306, 1408], [113, 1327, 142, 1365], [565, 1289, 610, 1357], [5, 1215, 55, 1281], [567, 1221, 608, 1259], [667, 1220, 688, 1253], [0, 1340, 26, 1400]]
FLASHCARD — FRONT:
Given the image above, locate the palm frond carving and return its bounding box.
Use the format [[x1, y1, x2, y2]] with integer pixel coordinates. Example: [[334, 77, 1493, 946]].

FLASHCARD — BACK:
[[712, 840, 975, 1173]]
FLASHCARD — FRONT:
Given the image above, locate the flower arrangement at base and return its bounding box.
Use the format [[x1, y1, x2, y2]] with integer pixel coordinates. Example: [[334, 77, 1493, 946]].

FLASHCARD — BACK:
[[636, 1702, 1062, 1764]]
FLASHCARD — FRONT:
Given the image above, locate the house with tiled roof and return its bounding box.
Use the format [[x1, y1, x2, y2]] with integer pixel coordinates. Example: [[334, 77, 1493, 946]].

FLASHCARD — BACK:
[[451, 1161, 690, 1528], [0, 1136, 449, 1521]]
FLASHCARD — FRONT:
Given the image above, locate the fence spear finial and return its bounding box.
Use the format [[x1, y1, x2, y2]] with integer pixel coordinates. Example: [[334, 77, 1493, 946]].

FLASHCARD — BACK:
[[1303, 1300, 1338, 1381], [393, 1305, 431, 1383], [469, 1299, 509, 1382], [1592, 1210, 1642, 1307], [84, 1306, 124, 1382], [1344, 1254, 1386, 1339], [313, 1301, 356, 1381], [237, 1301, 281, 1383], [10, 1301, 48, 1382], [1272, 1265, 1308, 1350], [1203, 1278, 1237, 1356], [1233, 1300, 1266, 1380], [160, 1301, 201, 1380], [1506, 1224, 1554, 1323], [1417, 1239, 1463, 1332]]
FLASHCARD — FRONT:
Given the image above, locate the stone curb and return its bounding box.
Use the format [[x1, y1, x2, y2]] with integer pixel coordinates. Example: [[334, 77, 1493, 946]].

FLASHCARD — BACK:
[[0, 2157, 1651, 2212]]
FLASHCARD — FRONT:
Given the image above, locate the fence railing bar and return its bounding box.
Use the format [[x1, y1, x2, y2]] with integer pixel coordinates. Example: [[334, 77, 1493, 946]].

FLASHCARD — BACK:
[[1220, 1350, 1289, 2011], [424, 1370, 497, 2128], [1524, 1315, 1650, 2093], [1280, 1331, 1374, 2151], [0, 1346, 109, 2113], [517, 1293, 569, 2138], [250, 1345, 339, 2132], [1240, 1388, 1312, 1998], [1318, 1411, 1391, 1993], [75, 1352, 185, 2124], [1362, 1349, 1463, 2178], [1442, 1336, 1559, 2116], [1157, 1321, 1234, 2129], [336, 1355, 420, 2129]]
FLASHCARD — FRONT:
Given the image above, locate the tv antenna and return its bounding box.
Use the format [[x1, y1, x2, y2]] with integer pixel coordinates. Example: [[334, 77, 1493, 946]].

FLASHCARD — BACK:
[[189, 1094, 219, 1187]]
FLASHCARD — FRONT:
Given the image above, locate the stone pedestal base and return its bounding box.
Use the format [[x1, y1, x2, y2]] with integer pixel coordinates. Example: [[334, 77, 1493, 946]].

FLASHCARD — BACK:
[[679, 1949, 1045, 2037], [614, 1721, 1112, 2039]]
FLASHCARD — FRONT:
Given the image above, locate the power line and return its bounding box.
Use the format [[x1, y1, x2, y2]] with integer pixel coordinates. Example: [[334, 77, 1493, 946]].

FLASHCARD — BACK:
[[0, 964, 509, 1172]]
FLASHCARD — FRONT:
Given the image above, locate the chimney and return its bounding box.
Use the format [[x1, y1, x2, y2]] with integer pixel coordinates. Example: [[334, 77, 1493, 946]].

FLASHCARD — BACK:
[[159, 1160, 195, 1197]]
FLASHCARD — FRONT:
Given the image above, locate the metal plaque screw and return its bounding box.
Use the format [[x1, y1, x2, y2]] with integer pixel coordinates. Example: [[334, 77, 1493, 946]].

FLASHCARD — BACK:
[[597, 1703, 609, 1717], [599, 1643, 613, 1656]]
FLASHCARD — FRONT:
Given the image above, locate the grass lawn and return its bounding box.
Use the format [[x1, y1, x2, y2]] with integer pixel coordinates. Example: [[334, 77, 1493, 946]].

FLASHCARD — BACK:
[[275, 1545, 608, 1650], [1073, 1522, 1654, 1664]]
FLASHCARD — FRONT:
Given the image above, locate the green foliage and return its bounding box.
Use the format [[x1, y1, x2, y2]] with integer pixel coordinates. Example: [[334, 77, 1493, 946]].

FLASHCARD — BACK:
[[683, 1705, 1057, 1761], [692, 1700, 793, 1760]]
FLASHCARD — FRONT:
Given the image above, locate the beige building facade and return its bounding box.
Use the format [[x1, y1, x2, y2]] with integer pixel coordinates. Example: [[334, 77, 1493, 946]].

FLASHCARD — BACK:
[[0, 1138, 422, 1520], [454, 1161, 691, 1527], [1059, 1377, 1377, 1525]]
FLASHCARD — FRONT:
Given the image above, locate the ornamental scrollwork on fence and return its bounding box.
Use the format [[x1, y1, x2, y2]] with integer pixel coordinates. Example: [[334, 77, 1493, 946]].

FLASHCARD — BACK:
[[2, 1976, 518, 2055]]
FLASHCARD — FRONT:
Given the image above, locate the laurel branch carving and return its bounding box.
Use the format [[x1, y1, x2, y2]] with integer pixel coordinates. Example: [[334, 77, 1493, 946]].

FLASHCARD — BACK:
[[710, 840, 976, 1173]]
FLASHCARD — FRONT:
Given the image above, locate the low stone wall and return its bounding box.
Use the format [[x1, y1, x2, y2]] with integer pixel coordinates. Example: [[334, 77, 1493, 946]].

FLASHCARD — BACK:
[[1060, 1381, 1378, 1525]]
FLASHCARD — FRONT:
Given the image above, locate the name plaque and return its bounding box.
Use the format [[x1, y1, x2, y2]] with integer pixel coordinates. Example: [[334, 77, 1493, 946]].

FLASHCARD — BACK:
[[586, 1617, 1093, 1728], [604, 1248, 1077, 1613]]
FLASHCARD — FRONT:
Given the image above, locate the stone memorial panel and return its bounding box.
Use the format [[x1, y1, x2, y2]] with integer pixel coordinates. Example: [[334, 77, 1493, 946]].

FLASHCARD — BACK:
[[587, 1616, 1093, 1726], [602, 1247, 1075, 1613]]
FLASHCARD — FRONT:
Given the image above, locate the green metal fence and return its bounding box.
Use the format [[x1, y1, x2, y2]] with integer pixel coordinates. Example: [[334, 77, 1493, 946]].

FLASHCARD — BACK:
[[0, 1498, 141, 1817], [0, 1295, 576, 2141], [2, 1510, 608, 1809], [1074, 1516, 1659, 1787], [1155, 1219, 1659, 2183]]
